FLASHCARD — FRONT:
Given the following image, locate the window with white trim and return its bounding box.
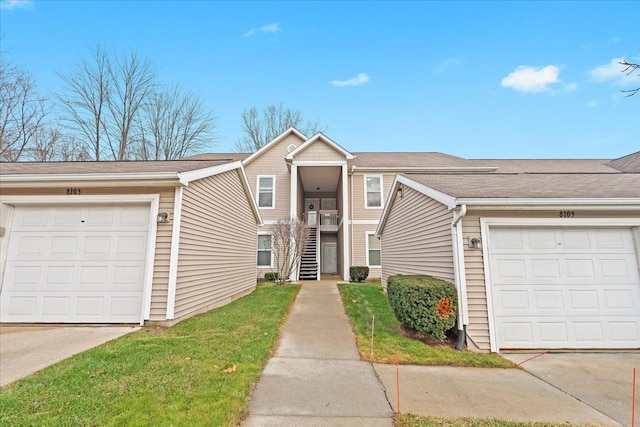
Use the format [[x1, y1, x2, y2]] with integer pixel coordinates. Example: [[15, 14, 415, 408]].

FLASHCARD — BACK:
[[257, 233, 273, 267], [366, 232, 381, 266], [257, 176, 275, 208], [365, 175, 383, 208]]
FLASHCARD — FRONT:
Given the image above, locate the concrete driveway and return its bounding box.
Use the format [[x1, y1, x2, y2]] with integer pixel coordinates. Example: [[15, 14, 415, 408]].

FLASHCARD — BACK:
[[0, 325, 139, 386], [503, 352, 639, 427]]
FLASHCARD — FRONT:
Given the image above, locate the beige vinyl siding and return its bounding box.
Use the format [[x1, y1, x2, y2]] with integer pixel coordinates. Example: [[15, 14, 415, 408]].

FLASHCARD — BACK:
[[173, 170, 257, 320], [0, 185, 174, 322], [380, 186, 454, 289], [295, 140, 347, 162], [350, 172, 395, 221], [461, 208, 640, 352], [350, 224, 382, 278], [244, 133, 301, 221], [149, 189, 177, 321]]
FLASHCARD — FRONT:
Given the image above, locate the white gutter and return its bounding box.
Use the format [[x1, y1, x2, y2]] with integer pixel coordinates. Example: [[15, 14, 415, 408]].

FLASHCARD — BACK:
[[451, 204, 468, 349]]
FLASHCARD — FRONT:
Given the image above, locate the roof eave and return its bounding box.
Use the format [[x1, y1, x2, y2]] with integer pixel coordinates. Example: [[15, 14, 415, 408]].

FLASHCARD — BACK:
[[0, 172, 183, 188]]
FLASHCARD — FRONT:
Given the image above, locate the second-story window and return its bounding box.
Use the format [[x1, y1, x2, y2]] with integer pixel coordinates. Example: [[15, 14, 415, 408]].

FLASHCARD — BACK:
[[257, 175, 275, 208], [365, 175, 383, 208]]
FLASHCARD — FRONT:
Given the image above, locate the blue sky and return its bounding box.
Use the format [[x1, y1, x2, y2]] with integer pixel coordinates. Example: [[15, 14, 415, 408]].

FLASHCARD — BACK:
[[1, 0, 638, 159]]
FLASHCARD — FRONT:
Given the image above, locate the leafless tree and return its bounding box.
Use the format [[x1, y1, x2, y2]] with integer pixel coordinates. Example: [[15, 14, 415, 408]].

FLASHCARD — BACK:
[[269, 218, 310, 285], [0, 61, 51, 161], [620, 57, 639, 97], [138, 84, 217, 160], [235, 103, 325, 152], [57, 44, 111, 160], [105, 50, 156, 160]]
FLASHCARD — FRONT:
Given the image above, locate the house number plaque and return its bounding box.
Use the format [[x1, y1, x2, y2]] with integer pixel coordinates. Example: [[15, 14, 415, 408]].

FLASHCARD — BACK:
[[66, 188, 81, 195], [558, 210, 576, 218]]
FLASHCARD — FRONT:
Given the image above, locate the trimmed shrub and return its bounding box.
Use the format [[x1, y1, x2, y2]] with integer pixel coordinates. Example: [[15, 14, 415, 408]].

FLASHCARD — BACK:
[[349, 266, 370, 282], [264, 272, 279, 281], [387, 275, 457, 340]]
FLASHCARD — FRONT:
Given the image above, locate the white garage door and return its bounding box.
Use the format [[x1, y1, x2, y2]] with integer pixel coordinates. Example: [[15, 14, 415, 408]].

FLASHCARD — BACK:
[[1, 204, 150, 323], [489, 227, 640, 350]]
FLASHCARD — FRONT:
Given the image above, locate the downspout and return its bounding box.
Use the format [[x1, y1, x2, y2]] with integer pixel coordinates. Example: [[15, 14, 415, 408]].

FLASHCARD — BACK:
[[451, 204, 467, 350], [350, 166, 354, 269]]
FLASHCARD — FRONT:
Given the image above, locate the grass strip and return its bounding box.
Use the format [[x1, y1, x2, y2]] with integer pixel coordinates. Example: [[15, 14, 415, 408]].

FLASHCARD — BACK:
[[394, 414, 593, 427], [338, 282, 512, 367], [0, 282, 299, 427]]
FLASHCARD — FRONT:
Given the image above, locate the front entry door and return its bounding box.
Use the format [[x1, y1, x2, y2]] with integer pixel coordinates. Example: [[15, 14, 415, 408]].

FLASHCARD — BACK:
[[321, 243, 337, 273], [305, 198, 320, 226]]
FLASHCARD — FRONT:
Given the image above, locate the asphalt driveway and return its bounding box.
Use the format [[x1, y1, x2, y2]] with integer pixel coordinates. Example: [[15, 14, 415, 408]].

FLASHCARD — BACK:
[[0, 325, 139, 386], [503, 352, 639, 427]]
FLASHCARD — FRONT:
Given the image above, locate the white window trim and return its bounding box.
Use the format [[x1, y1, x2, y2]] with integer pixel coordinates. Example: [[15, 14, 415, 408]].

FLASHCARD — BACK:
[[257, 175, 276, 209], [364, 174, 383, 209], [257, 231, 274, 268], [365, 231, 381, 267]]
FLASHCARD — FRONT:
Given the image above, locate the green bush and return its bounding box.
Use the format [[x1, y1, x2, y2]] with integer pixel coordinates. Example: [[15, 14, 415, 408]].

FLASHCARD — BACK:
[[387, 275, 457, 340], [349, 266, 370, 282], [264, 272, 279, 281]]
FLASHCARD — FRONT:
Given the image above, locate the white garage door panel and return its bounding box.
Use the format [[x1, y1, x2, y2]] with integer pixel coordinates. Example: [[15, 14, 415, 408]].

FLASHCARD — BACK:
[[1, 205, 149, 323], [490, 227, 640, 350]]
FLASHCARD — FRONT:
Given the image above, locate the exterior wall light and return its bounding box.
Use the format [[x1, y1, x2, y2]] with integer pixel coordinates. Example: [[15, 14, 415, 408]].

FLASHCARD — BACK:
[[157, 212, 170, 224], [469, 237, 482, 250], [396, 185, 403, 199]]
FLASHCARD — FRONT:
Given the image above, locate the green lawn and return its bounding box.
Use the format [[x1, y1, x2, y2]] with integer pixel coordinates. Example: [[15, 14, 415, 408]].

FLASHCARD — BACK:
[[0, 283, 299, 427], [338, 282, 512, 367]]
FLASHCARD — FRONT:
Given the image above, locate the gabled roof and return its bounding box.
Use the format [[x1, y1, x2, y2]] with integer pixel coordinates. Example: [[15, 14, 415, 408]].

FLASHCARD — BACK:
[[285, 132, 354, 161], [606, 151, 640, 172], [242, 127, 308, 166]]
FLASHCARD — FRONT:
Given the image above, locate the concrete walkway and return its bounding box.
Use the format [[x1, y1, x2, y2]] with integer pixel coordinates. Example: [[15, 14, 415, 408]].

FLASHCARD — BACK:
[[242, 281, 393, 426]]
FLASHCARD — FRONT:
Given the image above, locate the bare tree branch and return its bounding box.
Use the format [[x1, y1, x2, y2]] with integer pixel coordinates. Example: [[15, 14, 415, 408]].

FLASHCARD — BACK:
[[235, 103, 325, 152], [269, 218, 310, 285], [106, 50, 156, 160], [57, 43, 111, 160], [619, 58, 640, 97], [0, 61, 51, 161], [138, 84, 217, 160]]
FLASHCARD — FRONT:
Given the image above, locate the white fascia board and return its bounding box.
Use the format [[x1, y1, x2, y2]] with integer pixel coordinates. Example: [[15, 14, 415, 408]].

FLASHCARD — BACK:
[[285, 132, 354, 161], [376, 175, 399, 236], [352, 166, 498, 173], [178, 161, 244, 185], [0, 194, 161, 205], [291, 160, 347, 166], [377, 175, 456, 236], [0, 172, 181, 188], [396, 175, 457, 208], [458, 198, 640, 209], [243, 127, 308, 166], [238, 165, 263, 225]]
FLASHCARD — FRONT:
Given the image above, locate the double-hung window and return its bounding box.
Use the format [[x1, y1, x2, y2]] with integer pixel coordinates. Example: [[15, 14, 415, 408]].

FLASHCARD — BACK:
[[366, 232, 381, 267], [257, 233, 273, 267], [257, 176, 275, 209], [365, 175, 383, 208]]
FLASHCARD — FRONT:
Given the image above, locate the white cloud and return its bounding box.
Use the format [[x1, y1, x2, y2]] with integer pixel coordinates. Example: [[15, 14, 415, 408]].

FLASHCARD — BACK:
[[434, 58, 461, 74], [501, 65, 561, 93], [0, 0, 33, 10], [329, 73, 370, 87], [586, 100, 598, 108], [588, 58, 640, 86], [244, 23, 280, 38]]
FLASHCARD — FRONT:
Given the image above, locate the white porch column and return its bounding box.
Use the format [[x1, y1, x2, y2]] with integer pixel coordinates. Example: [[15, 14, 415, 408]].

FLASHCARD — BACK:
[[341, 164, 350, 281], [290, 164, 298, 281]]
